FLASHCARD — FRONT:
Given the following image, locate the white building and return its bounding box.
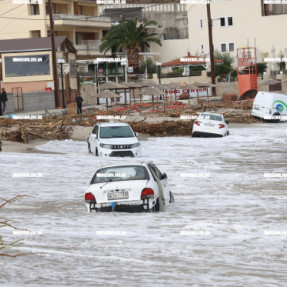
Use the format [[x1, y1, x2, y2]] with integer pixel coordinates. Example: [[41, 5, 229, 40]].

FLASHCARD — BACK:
[[186, 0, 287, 63]]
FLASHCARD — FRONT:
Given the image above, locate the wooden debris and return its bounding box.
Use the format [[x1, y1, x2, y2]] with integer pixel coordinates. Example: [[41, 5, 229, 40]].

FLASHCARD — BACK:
[[0, 120, 72, 143]]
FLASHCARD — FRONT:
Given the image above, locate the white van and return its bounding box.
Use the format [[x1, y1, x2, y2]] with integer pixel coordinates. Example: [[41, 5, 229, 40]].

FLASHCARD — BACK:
[[252, 91, 287, 122]]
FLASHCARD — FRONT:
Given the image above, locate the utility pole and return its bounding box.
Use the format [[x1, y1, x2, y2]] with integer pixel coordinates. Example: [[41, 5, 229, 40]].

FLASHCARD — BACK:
[[207, 2, 216, 96], [48, 0, 60, 107]]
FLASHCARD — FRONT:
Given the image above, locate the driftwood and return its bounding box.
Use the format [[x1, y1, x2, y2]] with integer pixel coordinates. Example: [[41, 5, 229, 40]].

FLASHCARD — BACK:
[[0, 196, 34, 257], [129, 121, 193, 137], [0, 120, 72, 143]]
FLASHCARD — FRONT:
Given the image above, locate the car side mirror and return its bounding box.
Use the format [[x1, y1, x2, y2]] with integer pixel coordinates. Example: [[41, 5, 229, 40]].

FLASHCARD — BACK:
[[135, 132, 138, 137], [162, 173, 167, 179]]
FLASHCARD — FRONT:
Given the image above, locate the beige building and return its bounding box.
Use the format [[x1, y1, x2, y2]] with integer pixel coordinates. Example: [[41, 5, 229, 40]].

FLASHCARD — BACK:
[[186, 0, 287, 64], [0, 36, 77, 112], [0, 0, 111, 59]]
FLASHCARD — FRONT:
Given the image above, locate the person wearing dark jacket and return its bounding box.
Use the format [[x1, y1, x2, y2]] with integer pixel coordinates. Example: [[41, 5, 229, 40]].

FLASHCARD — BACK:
[[0, 88, 8, 114], [75, 93, 84, 114]]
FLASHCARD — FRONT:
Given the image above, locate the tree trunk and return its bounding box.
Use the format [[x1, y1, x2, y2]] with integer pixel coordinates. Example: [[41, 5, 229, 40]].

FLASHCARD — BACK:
[[127, 48, 139, 76]]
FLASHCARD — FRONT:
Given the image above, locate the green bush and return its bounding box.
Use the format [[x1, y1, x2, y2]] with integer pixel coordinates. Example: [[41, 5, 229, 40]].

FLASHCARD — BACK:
[[213, 50, 234, 77], [231, 69, 237, 78], [257, 63, 267, 75]]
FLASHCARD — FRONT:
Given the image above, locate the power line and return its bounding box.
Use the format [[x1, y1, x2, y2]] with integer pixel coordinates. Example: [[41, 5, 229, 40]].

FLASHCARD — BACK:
[[0, 16, 48, 20], [0, 4, 22, 16], [0, 4, 26, 32]]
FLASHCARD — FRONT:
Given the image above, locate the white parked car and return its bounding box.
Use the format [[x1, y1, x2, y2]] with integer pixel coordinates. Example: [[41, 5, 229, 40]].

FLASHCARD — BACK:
[[87, 122, 141, 157], [192, 112, 229, 137], [84, 162, 174, 212]]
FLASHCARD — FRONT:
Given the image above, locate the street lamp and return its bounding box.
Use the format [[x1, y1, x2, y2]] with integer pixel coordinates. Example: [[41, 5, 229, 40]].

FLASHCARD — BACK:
[[57, 58, 66, 108], [156, 62, 162, 99], [156, 62, 162, 84], [93, 59, 100, 105]]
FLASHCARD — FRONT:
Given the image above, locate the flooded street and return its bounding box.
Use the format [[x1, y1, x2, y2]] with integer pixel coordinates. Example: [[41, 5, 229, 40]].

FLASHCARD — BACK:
[[1, 123, 287, 286]]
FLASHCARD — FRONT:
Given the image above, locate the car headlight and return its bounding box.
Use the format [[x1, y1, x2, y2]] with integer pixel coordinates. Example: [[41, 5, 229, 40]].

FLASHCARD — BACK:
[[131, 143, 140, 148], [100, 144, 112, 149]]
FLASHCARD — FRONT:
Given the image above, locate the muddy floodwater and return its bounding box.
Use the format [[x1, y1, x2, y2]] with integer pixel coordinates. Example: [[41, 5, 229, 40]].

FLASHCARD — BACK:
[[1, 123, 287, 287]]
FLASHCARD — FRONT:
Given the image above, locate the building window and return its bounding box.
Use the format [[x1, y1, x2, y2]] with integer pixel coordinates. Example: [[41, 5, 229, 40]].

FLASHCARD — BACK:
[[201, 44, 204, 54], [30, 30, 41, 38], [220, 16, 233, 27], [221, 43, 235, 53], [30, 4, 40, 15], [5, 54, 50, 78], [200, 19, 203, 29]]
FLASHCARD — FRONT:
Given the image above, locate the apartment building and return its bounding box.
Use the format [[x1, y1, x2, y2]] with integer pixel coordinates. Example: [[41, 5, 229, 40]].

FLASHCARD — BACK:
[[187, 0, 287, 64], [0, 0, 112, 60], [99, 2, 189, 63]]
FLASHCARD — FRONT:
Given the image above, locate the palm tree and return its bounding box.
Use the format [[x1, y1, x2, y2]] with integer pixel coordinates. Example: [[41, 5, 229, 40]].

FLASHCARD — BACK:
[[99, 17, 162, 75]]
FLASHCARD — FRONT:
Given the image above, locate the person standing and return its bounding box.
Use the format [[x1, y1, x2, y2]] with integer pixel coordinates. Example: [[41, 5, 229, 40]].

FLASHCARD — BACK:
[[0, 88, 8, 114], [75, 92, 84, 114]]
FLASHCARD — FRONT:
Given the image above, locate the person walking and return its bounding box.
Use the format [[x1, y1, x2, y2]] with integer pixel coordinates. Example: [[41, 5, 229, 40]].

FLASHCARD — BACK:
[[0, 88, 8, 114], [75, 92, 84, 114]]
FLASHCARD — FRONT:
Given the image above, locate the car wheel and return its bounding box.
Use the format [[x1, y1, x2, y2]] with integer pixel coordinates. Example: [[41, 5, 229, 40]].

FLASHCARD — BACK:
[[155, 197, 165, 212], [227, 130, 230, 136], [169, 191, 175, 203], [154, 198, 160, 212], [87, 140, 91, 153], [95, 148, 99, 156], [271, 112, 281, 123]]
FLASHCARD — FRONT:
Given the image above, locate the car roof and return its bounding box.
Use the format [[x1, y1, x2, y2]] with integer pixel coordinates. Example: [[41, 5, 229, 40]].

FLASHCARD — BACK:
[[97, 122, 130, 127], [97, 162, 153, 170], [97, 163, 147, 170], [199, 112, 223, 117]]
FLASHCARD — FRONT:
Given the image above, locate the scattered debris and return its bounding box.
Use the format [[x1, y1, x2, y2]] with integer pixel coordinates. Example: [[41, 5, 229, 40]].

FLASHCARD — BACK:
[[0, 101, 261, 142], [0, 120, 72, 143]]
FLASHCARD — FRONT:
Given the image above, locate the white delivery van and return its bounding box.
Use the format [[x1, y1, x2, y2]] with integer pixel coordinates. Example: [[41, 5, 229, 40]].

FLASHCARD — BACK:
[[252, 91, 287, 122]]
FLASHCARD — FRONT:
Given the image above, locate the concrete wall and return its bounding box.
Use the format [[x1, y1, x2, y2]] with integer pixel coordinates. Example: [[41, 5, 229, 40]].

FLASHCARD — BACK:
[[2, 81, 53, 94], [152, 71, 209, 84], [4, 92, 55, 114], [80, 84, 97, 105], [150, 39, 190, 63]]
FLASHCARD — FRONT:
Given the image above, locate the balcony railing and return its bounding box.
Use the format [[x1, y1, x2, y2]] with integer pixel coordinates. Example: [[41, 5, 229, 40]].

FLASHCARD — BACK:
[[53, 14, 111, 23], [75, 40, 101, 51]]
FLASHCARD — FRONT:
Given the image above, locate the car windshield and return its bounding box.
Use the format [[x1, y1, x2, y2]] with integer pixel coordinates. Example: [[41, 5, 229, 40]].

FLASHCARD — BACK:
[[91, 166, 150, 184], [200, 113, 223, 121], [100, 126, 134, 138]]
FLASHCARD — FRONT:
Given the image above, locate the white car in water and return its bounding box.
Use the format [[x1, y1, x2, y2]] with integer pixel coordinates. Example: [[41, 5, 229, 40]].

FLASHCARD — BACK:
[[192, 112, 229, 137], [87, 122, 141, 157], [84, 162, 174, 212]]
